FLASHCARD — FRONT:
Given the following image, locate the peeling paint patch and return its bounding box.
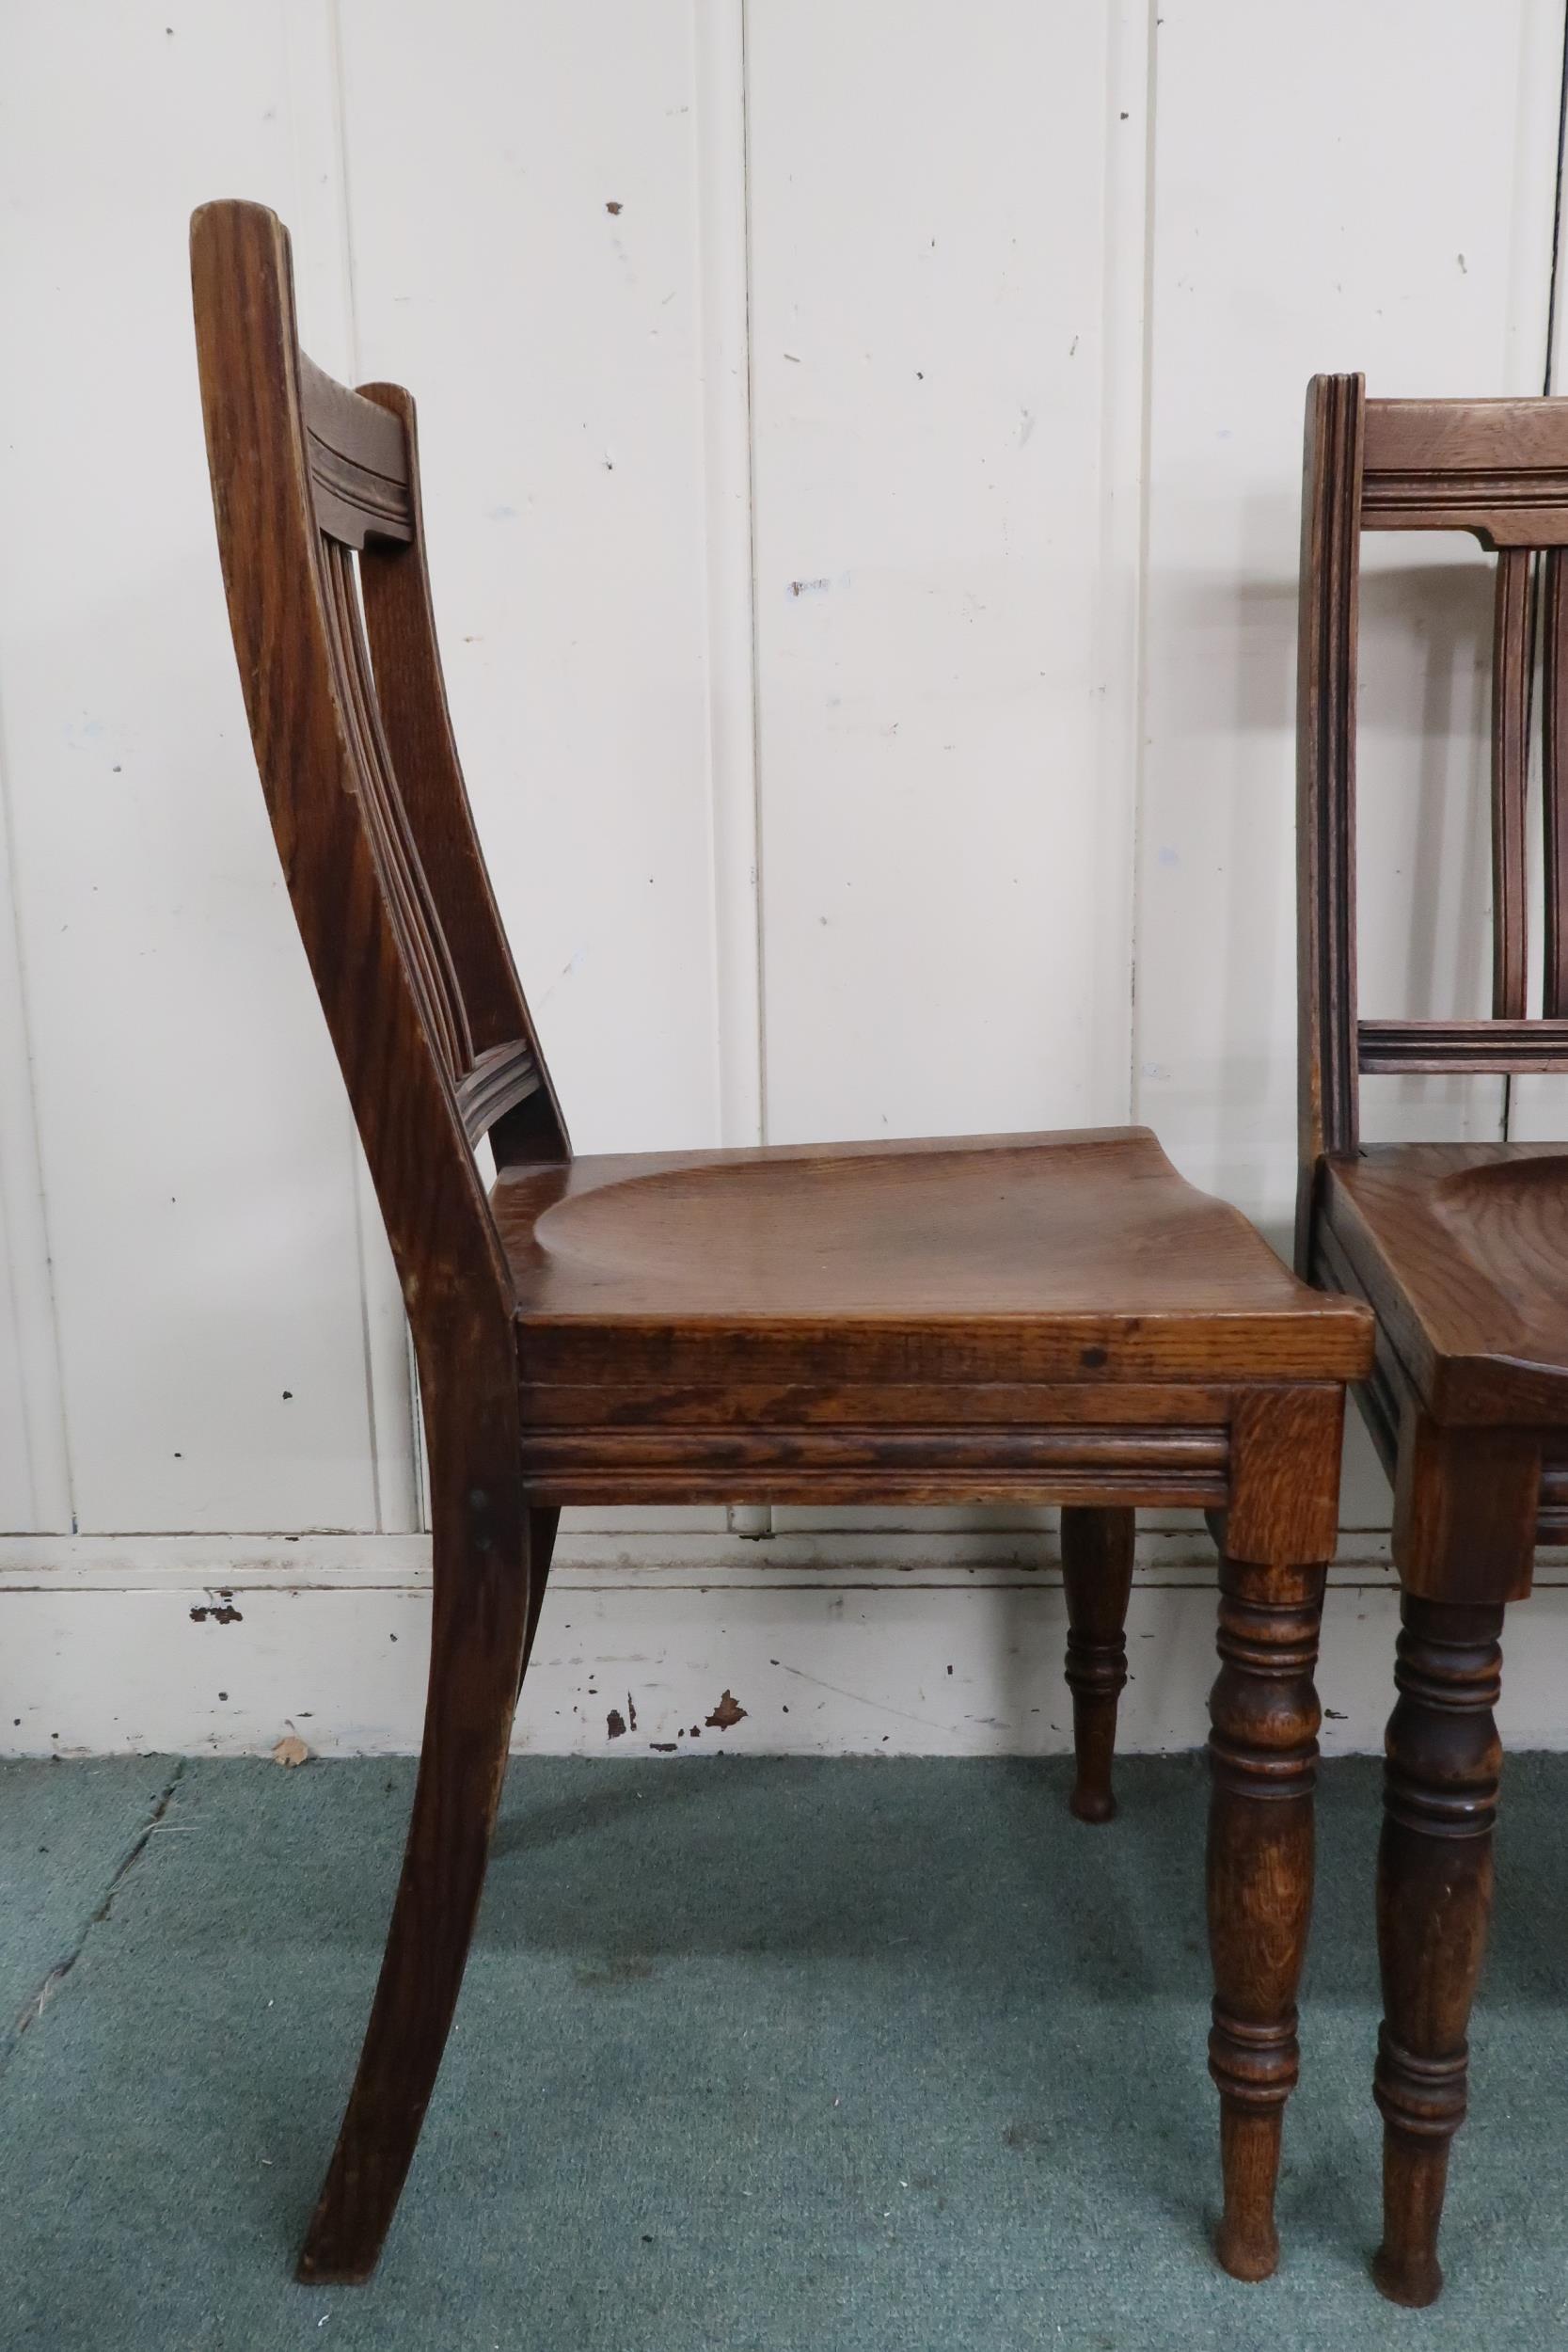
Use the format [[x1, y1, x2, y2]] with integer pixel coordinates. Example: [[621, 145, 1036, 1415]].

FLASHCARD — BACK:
[[606, 1708, 627, 1740], [705, 1690, 747, 1731], [189, 1599, 243, 1626]]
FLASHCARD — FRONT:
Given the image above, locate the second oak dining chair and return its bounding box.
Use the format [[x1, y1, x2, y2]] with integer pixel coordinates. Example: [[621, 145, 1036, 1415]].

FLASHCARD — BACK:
[[1298, 375, 1568, 2307], [192, 198, 1371, 2286]]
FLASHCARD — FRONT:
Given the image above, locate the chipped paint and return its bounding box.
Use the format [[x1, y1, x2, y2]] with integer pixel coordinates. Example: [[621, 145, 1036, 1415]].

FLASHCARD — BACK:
[[0, 1542, 1486, 1759]]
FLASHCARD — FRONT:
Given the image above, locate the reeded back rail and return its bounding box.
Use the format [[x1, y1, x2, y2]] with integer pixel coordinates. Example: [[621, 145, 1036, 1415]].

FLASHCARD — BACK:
[[194, 200, 1370, 2290], [193, 194, 569, 2278], [1297, 375, 1568, 2307]]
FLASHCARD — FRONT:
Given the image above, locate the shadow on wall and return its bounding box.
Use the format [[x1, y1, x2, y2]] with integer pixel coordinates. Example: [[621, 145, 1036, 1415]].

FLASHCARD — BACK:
[[1154, 529, 1502, 1200]]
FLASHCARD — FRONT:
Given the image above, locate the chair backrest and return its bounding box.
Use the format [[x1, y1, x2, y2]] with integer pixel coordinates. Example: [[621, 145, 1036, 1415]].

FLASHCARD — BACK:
[[1296, 374, 1568, 1256], [191, 200, 568, 1347]]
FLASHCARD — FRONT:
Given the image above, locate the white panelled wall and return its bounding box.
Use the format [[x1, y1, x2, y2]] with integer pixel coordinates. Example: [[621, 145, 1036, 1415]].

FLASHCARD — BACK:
[[2, 0, 1566, 1756]]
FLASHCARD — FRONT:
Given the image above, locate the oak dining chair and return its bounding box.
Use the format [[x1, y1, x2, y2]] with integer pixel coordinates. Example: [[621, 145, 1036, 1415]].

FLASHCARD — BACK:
[[192, 199, 1371, 2287], [1297, 374, 1568, 2307]]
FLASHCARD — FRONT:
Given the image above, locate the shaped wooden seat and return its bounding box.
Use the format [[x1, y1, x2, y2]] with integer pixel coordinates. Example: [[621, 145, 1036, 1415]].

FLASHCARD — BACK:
[[499, 1126, 1366, 1388], [500, 1128, 1366, 1516], [1323, 1144, 1568, 1430], [1297, 375, 1568, 2305], [192, 198, 1370, 2292]]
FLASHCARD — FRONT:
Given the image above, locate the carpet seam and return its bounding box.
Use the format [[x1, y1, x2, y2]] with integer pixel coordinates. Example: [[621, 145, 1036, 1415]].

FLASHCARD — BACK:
[[0, 1757, 186, 2072]]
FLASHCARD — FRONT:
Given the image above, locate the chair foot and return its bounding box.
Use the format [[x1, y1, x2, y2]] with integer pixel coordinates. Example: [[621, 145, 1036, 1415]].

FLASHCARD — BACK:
[[1213, 2102, 1282, 2281], [296, 1485, 537, 2283], [1371, 1596, 1504, 2312], [297, 2242, 379, 2289], [1206, 1554, 1325, 2285], [1061, 1506, 1134, 1824], [1370, 2132, 1448, 2307]]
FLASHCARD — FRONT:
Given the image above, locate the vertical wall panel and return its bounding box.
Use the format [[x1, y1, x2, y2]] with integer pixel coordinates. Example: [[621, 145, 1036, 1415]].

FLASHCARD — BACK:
[[694, 0, 765, 1149], [335, 0, 728, 1159], [746, 0, 1147, 1145], [0, 803, 71, 1531], [0, 2, 385, 1530]]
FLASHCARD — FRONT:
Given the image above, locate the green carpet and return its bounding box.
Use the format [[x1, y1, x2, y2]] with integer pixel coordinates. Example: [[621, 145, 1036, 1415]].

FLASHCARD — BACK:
[[2, 1753, 1566, 2350]]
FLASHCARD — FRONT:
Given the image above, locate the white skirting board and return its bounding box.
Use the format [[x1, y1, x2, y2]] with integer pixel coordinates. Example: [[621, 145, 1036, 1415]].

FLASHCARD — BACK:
[[3, 1529, 1567, 1760]]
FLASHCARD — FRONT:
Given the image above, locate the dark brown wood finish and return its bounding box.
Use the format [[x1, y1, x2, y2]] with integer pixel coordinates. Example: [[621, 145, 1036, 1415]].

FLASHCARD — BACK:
[[1544, 548, 1568, 1016], [1372, 1597, 1504, 2309], [1207, 1554, 1327, 2281], [1295, 371, 1365, 1273], [1359, 397, 1568, 543], [1295, 375, 1568, 2302], [1061, 1505, 1135, 1822], [1490, 549, 1532, 1021], [193, 200, 1370, 2287], [1357, 1019, 1568, 1073]]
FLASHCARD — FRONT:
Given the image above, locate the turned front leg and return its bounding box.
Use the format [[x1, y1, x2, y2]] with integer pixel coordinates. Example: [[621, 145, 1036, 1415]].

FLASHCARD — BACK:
[[1206, 1555, 1326, 2282], [1061, 1505, 1135, 1822], [1372, 1596, 1504, 2309]]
